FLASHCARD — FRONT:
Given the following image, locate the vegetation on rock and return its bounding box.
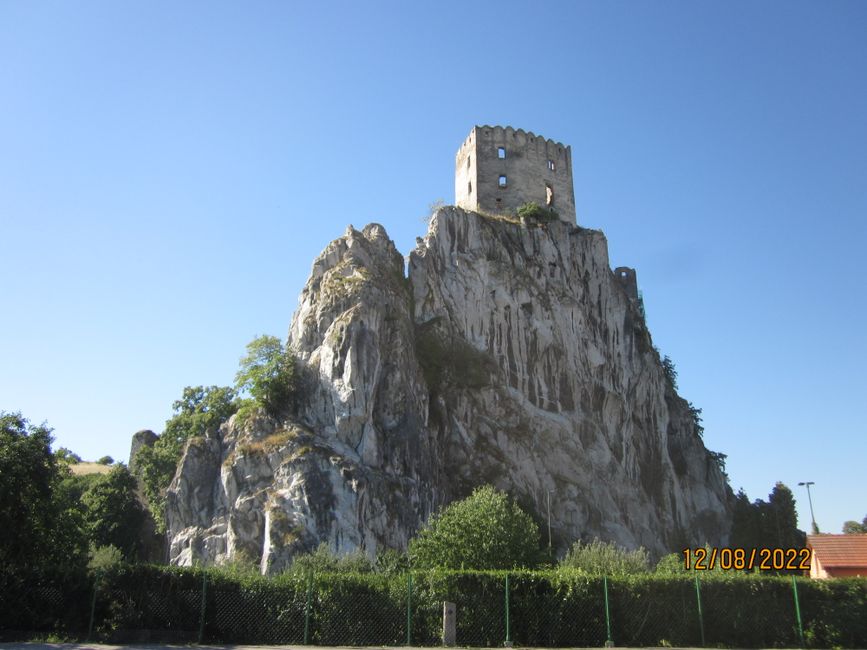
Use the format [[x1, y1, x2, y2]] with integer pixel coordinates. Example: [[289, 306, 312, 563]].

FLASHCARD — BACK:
[[235, 335, 297, 419], [517, 201, 559, 223]]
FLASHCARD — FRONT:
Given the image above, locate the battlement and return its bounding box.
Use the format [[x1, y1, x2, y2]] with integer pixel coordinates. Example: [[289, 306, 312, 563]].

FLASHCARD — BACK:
[[455, 125, 576, 224]]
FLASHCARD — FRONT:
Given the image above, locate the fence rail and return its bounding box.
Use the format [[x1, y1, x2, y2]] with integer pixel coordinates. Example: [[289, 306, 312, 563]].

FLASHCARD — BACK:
[[1, 566, 865, 647]]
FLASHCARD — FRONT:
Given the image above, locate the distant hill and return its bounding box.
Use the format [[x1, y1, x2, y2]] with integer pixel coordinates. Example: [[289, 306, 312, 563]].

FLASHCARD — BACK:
[[70, 462, 113, 476]]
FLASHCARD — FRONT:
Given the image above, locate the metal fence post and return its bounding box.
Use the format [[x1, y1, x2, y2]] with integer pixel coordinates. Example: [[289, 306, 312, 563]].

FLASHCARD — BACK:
[[504, 573, 512, 646], [791, 575, 805, 648], [603, 576, 613, 647], [303, 570, 313, 645], [86, 574, 98, 642], [197, 571, 208, 644], [694, 574, 705, 647], [406, 573, 413, 646]]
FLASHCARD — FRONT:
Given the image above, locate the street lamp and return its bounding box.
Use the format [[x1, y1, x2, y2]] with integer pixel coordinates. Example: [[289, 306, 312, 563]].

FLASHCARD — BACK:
[[546, 490, 553, 558], [798, 481, 819, 534]]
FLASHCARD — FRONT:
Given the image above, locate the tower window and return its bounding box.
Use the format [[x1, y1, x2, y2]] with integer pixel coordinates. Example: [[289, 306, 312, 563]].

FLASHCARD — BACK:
[[499, 175, 507, 187], [547, 159, 556, 171], [545, 183, 554, 205], [498, 147, 506, 159], [467, 156, 471, 169], [468, 181, 472, 194]]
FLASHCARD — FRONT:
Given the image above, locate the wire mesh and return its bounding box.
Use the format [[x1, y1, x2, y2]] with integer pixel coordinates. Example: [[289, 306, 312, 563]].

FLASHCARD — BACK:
[[608, 577, 701, 647], [2, 566, 866, 647], [207, 580, 306, 644]]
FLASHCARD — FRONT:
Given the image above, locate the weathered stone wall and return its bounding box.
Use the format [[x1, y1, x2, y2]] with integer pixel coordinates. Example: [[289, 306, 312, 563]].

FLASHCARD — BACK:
[[614, 266, 639, 304], [455, 125, 576, 224]]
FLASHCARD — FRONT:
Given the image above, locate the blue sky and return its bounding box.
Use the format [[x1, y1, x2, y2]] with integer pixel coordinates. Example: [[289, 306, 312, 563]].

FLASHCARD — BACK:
[[2, 1, 865, 537]]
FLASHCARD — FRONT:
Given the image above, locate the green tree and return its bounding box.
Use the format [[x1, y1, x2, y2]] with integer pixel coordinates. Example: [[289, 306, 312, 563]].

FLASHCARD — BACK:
[[661, 355, 678, 389], [408, 485, 542, 570], [842, 516, 867, 534], [134, 385, 237, 531], [730, 482, 805, 572], [0, 412, 87, 571], [81, 465, 146, 560], [766, 482, 803, 549], [96, 455, 114, 465], [54, 447, 82, 464], [560, 538, 650, 575], [235, 335, 297, 417]]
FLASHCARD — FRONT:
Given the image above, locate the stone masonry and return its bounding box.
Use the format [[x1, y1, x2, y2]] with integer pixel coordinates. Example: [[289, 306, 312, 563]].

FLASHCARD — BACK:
[[455, 125, 576, 224]]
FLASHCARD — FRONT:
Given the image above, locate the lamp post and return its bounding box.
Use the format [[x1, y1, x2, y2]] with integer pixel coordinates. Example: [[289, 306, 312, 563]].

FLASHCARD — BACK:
[[546, 490, 552, 558], [798, 481, 819, 534]]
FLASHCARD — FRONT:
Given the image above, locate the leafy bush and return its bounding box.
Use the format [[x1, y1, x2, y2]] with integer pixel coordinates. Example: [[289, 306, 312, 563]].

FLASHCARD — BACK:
[[287, 543, 374, 575], [559, 538, 650, 575], [517, 201, 559, 223], [88, 544, 123, 572], [408, 486, 542, 570]]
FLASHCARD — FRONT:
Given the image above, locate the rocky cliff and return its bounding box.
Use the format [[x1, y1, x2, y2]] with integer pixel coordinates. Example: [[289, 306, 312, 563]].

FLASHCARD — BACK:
[[165, 207, 732, 573]]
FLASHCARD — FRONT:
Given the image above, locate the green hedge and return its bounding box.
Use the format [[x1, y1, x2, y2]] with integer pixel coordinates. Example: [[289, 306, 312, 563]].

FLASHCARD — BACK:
[[1, 565, 865, 647]]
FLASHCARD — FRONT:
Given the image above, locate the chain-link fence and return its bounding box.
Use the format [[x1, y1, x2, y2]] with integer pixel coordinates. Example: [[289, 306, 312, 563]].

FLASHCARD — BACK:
[[2, 566, 865, 647]]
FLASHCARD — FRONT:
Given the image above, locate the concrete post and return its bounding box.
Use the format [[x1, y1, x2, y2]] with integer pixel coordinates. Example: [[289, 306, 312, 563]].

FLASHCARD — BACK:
[[442, 601, 456, 646]]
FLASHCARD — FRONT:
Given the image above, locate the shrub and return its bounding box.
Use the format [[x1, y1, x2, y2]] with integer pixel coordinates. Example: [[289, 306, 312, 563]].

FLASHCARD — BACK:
[[517, 201, 559, 223], [408, 485, 542, 570], [287, 543, 374, 575], [559, 538, 650, 575]]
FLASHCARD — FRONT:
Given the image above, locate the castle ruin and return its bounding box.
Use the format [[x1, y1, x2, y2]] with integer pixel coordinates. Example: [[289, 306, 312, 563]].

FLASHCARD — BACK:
[[455, 125, 576, 224]]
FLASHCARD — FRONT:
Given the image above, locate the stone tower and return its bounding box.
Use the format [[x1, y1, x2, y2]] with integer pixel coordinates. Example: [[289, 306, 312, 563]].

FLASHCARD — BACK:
[[455, 125, 576, 224]]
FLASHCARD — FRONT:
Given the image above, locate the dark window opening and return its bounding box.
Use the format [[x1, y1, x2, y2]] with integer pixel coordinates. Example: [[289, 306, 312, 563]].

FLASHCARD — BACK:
[[468, 181, 472, 194], [498, 147, 506, 159], [547, 159, 556, 171], [467, 156, 471, 169], [499, 175, 507, 188]]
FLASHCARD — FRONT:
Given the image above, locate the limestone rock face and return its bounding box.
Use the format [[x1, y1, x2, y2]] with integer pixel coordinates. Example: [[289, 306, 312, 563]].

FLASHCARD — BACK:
[[164, 210, 731, 572]]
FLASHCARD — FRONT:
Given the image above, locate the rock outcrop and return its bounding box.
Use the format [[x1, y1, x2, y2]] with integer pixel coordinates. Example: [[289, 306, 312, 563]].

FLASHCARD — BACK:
[[164, 208, 732, 573]]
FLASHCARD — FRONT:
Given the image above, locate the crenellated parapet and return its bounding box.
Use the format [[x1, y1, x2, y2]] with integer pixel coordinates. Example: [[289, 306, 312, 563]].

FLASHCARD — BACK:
[[455, 125, 576, 224]]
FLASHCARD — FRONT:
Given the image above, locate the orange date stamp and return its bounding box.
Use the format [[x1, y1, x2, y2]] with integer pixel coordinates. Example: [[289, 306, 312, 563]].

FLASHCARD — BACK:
[[682, 547, 812, 571]]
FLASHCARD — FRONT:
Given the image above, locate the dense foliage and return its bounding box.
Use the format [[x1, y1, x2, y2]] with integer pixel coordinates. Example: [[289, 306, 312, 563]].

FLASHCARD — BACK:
[[516, 201, 559, 223], [0, 412, 85, 571], [408, 486, 542, 570], [3, 563, 865, 648], [560, 538, 650, 575], [80, 465, 146, 559], [731, 482, 805, 569], [842, 515, 867, 534], [235, 335, 297, 418]]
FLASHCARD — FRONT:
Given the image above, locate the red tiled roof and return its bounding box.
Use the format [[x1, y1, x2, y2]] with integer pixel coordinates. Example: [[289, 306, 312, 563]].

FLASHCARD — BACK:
[[808, 534, 867, 568]]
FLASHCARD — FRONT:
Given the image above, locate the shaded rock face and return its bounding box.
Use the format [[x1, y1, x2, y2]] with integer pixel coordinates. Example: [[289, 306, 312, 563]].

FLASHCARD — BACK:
[[129, 429, 158, 476], [165, 210, 732, 573]]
